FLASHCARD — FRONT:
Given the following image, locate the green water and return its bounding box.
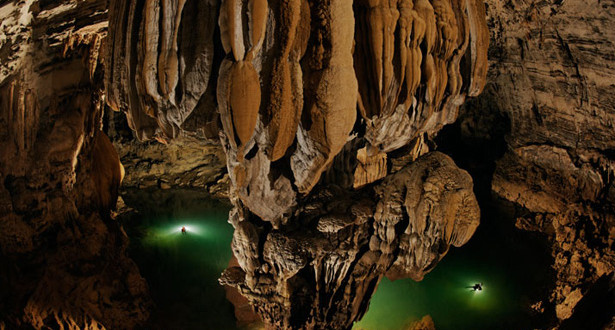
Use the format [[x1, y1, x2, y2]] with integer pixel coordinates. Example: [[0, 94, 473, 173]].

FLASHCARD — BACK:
[[355, 258, 519, 330], [356, 202, 553, 330], [121, 189, 238, 330], [121, 189, 552, 330]]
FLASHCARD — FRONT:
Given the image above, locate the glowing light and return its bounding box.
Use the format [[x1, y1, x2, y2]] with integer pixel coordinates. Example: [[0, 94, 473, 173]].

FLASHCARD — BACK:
[[468, 282, 485, 295], [142, 222, 209, 245], [173, 224, 202, 235]]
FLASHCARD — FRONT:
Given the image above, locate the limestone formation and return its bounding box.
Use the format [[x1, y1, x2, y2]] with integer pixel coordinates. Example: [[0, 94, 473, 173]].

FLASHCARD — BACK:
[[107, 117, 229, 197], [2, 0, 615, 328], [290, 0, 359, 194], [354, 0, 488, 154], [376, 153, 480, 281], [353, 147, 388, 188], [106, 0, 219, 141], [1, 0, 491, 328], [221, 152, 480, 329], [107, 0, 488, 225], [0, 1, 150, 328], [103, 0, 488, 327]]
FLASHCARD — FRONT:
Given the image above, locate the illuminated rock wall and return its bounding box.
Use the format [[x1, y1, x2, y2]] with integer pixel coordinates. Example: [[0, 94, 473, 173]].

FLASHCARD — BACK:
[[459, 0, 615, 324]]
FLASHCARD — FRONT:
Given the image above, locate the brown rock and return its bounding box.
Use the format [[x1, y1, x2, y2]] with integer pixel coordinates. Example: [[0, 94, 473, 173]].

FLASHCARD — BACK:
[[222, 152, 480, 329], [106, 0, 218, 141], [407, 315, 436, 330], [1, 1, 151, 328], [455, 0, 615, 324]]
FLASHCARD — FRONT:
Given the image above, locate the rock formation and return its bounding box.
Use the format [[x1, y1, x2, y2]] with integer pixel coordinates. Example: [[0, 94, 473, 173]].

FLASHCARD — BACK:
[[104, 1, 488, 328], [6, 0, 614, 328], [220, 152, 479, 329], [107, 119, 229, 198], [106, 0, 220, 141], [0, 1, 150, 328], [445, 0, 615, 326], [24, 0, 615, 328], [406, 315, 436, 330]]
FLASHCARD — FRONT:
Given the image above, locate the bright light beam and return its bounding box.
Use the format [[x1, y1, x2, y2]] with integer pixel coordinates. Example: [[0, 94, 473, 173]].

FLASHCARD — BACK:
[[169, 224, 204, 235]]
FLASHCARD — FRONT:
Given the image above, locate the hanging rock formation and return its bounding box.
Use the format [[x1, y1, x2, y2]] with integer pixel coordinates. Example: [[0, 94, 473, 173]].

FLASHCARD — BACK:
[[106, 0, 219, 141], [0, 0, 488, 328], [289, 0, 359, 195], [105, 0, 488, 328], [106, 0, 487, 218], [353, 0, 488, 153]]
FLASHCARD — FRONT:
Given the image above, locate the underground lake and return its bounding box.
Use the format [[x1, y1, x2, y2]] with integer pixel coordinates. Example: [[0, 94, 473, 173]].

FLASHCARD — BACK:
[[120, 189, 553, 330], [121, 189, 239, 329], [354, 199, 554, 330]]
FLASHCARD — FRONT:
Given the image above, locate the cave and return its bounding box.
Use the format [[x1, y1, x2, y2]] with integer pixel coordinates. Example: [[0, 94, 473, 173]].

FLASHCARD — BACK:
[[1, 0, 614, 329]]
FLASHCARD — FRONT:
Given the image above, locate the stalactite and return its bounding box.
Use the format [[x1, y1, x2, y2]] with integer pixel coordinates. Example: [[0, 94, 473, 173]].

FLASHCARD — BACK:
[[106, 0, 218, 141], [105, 0, 490, 327]]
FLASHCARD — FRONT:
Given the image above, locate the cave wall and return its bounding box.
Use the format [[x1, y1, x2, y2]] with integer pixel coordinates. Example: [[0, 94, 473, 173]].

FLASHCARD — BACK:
[[0, 1, 150, 328], [453, 0, 615, 324]]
